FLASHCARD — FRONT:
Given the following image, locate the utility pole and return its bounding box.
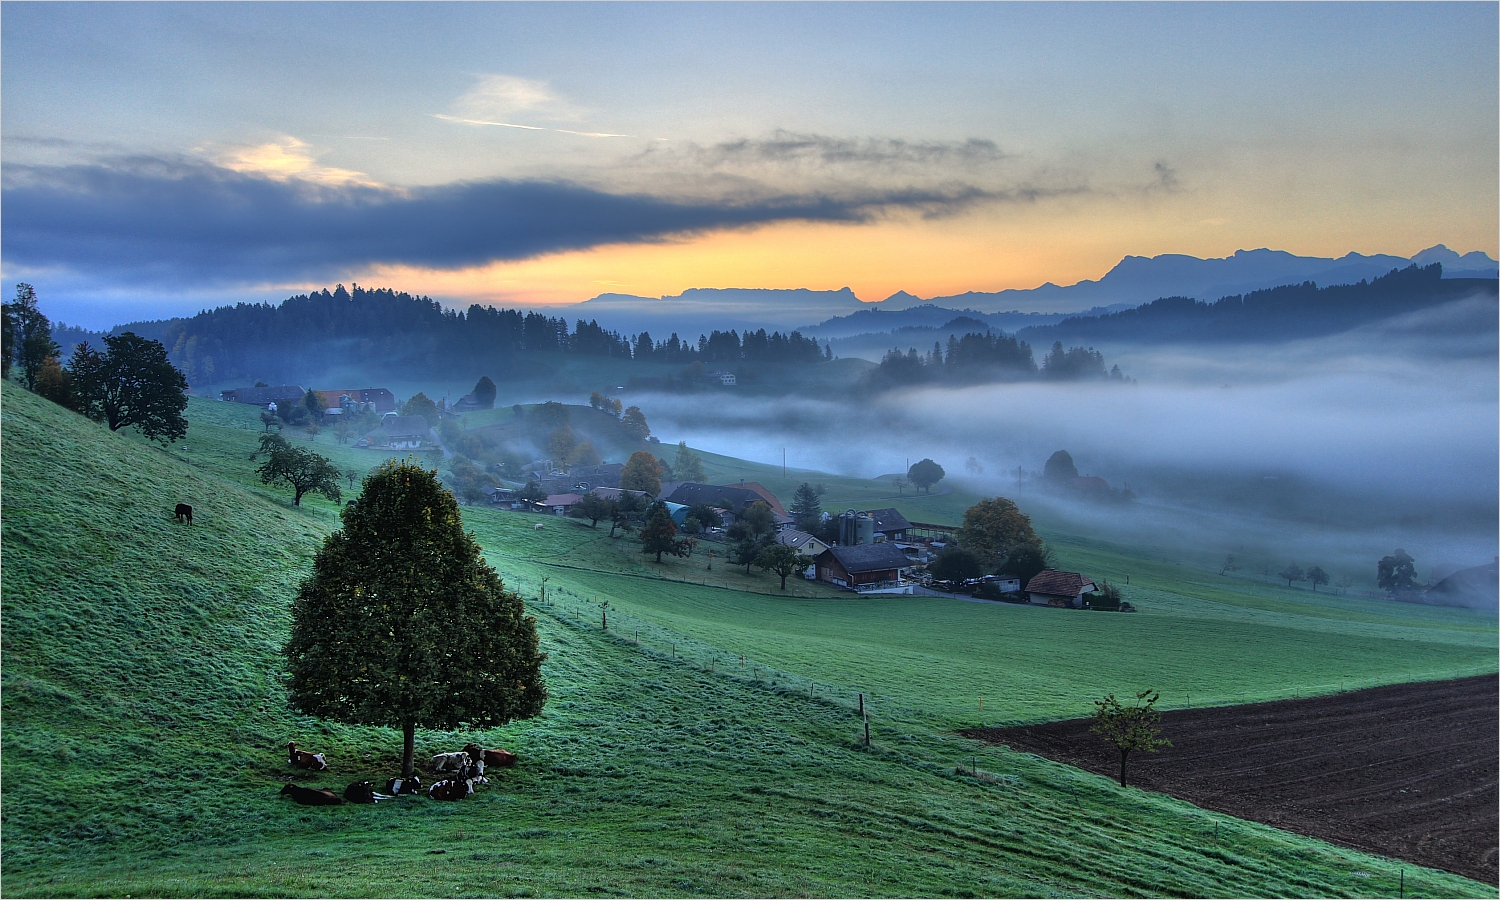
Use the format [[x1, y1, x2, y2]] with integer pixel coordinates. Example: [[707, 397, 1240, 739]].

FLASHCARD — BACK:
[[783, 448, 786, 478]]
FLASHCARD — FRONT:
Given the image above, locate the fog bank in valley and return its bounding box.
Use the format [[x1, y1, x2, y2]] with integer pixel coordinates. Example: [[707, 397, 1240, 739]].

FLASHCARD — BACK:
[[639, 305, 1498, 589]]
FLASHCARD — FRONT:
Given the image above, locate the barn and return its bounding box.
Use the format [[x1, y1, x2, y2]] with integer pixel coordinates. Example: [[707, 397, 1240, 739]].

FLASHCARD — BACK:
[[815, 544, 912, 590], [1024, 569, 1096, 608]]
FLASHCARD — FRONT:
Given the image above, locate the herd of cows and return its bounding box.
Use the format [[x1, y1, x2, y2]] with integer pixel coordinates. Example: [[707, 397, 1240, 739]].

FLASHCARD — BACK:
[[280, 741, 518, 807]]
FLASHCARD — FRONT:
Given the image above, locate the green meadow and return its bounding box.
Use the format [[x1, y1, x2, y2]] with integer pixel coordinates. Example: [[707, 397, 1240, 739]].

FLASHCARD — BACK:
[[3, 386, 1494, 897]]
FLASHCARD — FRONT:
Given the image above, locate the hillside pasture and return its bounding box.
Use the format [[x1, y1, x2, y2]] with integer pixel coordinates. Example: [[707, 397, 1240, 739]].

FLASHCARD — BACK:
[[3, 386, 1495, 897]]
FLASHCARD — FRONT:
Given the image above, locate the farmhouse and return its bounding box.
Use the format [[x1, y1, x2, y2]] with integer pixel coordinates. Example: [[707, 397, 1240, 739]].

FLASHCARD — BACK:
[[865, 508, 912, 542], [364, 415, 431, 449], [776, 529, 830, 558], [1025, 569, 1097, 608], [313, 388, 397, 414], [815, 543, 912, 590], [569, 463, 624, 491]]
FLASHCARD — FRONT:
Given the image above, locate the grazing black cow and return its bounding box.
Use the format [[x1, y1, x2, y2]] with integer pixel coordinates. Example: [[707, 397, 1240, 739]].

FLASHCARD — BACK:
[[280, 783, 343, 806], [343, 781, 392, 804], [174, 503, 194, 525], [386, 775, 422, 795]]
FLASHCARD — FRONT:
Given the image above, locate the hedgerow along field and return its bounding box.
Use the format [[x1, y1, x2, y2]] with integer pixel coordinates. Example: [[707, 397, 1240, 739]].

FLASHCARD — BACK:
[[3, 386, 1494, 897]]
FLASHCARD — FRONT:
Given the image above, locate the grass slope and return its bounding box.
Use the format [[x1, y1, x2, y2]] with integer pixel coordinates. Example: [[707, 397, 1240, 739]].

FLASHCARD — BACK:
[[2, 386, 1491, 897]]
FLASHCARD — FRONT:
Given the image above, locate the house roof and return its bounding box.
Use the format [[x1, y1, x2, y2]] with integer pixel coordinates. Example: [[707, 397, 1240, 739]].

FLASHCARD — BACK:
[[735, 482, 788, 516], [865, 507, 911, 533], [777, 530, 826, 550], [590, 487, 652, 502], [543, 493, 583, 507], [666, 482, 766, 512], [1024, 570, 1096, 597], [379, 416, 431, 438], [821, 543, 911, 574]]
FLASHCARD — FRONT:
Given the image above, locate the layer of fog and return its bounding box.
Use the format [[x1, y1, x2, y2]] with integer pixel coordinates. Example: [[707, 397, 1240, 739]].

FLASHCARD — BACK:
[[637, 299, 1498, 588]]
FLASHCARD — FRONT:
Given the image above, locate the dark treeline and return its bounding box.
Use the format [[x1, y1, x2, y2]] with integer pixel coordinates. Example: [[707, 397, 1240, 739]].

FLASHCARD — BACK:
[[55, 284, 828, 386], [864, 330, 1127, 390], [1020, 263, 1497, 345]]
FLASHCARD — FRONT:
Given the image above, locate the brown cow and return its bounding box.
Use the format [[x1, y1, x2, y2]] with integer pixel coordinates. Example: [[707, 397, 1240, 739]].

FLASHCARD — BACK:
[[465, 743, 518, 768], [288, 741, 328, 771], [280, 783, 343, 806], [174, 503, 194, 525]]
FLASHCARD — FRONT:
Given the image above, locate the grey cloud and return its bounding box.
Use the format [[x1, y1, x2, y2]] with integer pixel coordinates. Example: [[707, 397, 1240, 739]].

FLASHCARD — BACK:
[[683, 130, 1011, 169], [2, 156, 1009, 286]]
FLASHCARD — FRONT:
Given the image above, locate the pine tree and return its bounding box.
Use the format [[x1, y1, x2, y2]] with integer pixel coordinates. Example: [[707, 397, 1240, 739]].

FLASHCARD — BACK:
[[790, 483, 823, 533], [285, 460, 547, 778]]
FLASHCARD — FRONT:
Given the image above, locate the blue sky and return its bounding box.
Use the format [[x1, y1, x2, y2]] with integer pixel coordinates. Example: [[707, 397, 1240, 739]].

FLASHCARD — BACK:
[[4, 2, 1496, 327]]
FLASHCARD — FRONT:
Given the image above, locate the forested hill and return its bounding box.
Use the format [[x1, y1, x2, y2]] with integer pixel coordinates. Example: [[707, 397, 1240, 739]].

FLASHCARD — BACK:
[[55, 284, 827, 386], [1017, 264, 1498, 345]]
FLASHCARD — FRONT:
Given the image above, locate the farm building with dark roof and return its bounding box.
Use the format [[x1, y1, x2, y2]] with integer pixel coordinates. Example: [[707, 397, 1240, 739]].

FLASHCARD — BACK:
[[815, 543, 912, 590], [1024, 569, 1097, 608]]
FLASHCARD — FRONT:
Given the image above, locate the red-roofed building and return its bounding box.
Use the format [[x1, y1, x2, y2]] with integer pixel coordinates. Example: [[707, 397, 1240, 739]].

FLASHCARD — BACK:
[[541, 493, 583, 515], [1024, 569, 1097, 608]]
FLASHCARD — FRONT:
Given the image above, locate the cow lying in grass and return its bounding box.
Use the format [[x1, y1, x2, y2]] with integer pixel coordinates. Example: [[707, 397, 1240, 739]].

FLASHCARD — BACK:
[[343, 781, 395, 804], [465, 743, 518, 768], [288, 742, 328, 771], [427, 778, 474, 801], [430, 751, 474, 774], [280, 783, 342, 806], [385, 775, 422, 795]]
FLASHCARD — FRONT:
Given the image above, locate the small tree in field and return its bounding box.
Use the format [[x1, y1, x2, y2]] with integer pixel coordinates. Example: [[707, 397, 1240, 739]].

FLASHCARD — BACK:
[[1090, 690, 1170, 787], [639, 501, 689, 563], [755, 543, 804, 590], [1306, 565, 1329, 592], [254, 433, 342, 506], [285, 460, 547, 779], [1278, 563, 1306, 588], [572, 492, 613, 528]]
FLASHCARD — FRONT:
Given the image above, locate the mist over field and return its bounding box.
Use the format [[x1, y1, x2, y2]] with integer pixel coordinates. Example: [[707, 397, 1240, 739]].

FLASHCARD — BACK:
[[641, 297, 1498, 586]]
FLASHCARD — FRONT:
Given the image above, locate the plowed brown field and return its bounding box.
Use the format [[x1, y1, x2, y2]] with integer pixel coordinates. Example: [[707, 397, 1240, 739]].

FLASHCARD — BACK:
[[963, 675, 1498, 884]]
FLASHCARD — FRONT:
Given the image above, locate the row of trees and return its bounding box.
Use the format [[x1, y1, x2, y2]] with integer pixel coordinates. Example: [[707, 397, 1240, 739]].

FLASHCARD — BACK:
[[4, 284, 190, 443], [65, 283, 834, 384], [866, 332, 1128, 390]]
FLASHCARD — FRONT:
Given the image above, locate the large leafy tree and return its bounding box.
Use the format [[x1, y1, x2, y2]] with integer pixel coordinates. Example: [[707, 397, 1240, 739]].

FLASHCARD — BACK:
[[253, 433, 342, 506], [907, 458, 945, 493], [6, 284, 60, 390], [401, 392, 441, 427], [955, 497, 1037, 569], [929, 547, 983, 582], [997, 539, 1053, 584], [68, 333, 188, 443], [1090, 690, 1171, 787], [1377, 549, 1418, 596], [1306, 565, 1329, 592], [620, 450, 662, 496], [609, 491, 647, 537], [285, 460, 547, 778], [471, 375, 498, 409], [1044, 450, 1078, 482], [789, 482, 823, 533], [673, 441, 706, 482], [621, 405, 651, 441]]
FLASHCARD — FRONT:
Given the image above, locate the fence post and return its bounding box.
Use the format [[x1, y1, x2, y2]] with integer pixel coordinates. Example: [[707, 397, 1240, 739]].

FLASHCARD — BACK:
[[864, 716, 870, 746], [859, 693, 864, 717]]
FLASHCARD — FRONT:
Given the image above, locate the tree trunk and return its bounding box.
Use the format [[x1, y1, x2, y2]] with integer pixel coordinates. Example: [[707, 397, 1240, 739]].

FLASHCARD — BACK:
[[402, 720, 416, 779], [1119, 749, 1129, 787], [780, 573, 788, 589]]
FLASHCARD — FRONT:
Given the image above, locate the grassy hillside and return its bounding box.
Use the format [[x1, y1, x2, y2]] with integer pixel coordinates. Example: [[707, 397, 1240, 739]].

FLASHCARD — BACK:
[[2, 385, 1492, 897]]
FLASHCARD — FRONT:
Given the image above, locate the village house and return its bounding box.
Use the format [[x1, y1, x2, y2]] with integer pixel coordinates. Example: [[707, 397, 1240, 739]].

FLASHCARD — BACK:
[[568, 463, 624, 492], [361, 415, 431, 450], [312, 388, 398, 414], [814, 543, 912, 590], [666, 482, 793, 529], [1024, 569, 1097, 608], [776, 529, 831, 559]]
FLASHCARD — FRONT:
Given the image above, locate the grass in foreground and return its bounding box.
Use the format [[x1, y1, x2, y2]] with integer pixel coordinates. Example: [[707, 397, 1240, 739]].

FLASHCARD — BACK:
[[2, 386, 1492, 897]]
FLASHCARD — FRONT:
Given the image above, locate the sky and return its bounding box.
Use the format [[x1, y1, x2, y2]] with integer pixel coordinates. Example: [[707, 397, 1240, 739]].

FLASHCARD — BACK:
[[3, 2, 1497, 328]]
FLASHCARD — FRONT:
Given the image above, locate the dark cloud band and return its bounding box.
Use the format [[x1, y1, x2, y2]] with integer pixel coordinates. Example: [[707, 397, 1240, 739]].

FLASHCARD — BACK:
[[3, 158, 1010, 285]]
